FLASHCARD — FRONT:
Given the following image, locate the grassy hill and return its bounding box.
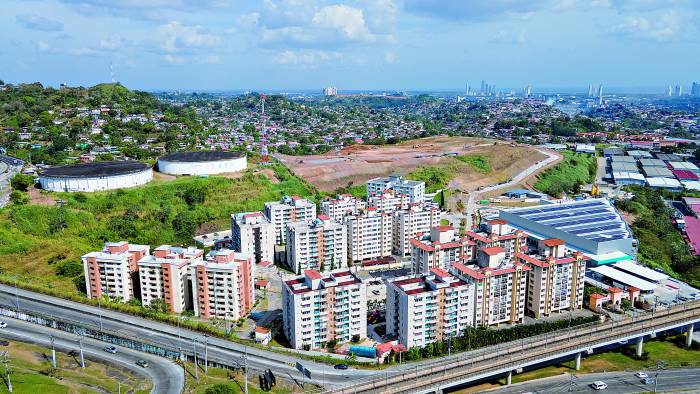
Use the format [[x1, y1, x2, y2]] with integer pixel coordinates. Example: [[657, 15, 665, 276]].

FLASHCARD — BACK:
[[0, 164, 317, 296], [534, 151, 596, 197]]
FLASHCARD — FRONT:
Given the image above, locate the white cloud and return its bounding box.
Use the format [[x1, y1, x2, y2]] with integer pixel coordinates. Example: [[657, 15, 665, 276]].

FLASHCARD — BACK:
[[158, 21, 221, 53], [312, 5, 375, 42], [99, 35, 127, 50], [16, 14, 64, 32], [383, 51, 396, 64], [36, 40, 51, 52], [489, 30, 526, 44], [162, 54, 186, 64], [608, 10, 698, 41], [273, 49, 341, 68]]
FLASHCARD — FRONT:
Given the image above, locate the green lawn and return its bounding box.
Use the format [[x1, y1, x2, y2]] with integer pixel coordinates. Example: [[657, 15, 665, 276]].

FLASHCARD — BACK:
[[0, 340, 150, 394], [182, 361, 304, 394], [454, 154, 491, 174]]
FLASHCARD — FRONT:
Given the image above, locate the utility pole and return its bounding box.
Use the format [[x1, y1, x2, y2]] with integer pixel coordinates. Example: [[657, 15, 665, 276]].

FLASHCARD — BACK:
[[79, 335, 85, 369], [97, 298, 103, 332], [193, 338, 198, 382], [244, 346, 249, 394], [117, 381, 121, 394], [1, 351, 12, 393], [13, 277, 19, 311], [50, 335, 56, 369], [203, 335, 208, 374], [177, 317, 182, 359]]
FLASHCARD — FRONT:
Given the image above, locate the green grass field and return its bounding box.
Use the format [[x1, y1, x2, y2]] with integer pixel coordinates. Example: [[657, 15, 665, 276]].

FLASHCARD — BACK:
[[0, 340, 150, 394], [182, 361, 305, 394], [454, 154, 491, 174], [0, 164, 317, 297]]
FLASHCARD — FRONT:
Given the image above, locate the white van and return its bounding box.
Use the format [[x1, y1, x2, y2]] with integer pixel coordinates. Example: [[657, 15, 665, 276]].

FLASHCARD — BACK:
[[591, 381, 608, 390]]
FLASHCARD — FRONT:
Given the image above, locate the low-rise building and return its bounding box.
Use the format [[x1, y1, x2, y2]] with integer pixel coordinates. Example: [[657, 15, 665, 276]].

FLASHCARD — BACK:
[[190, 249, 255, 320], [286, 216, 347, 272], [347, 209, 393, 263], [138, 245, 203, 313], [232, 211, 275, 263], [264, 195, 317, 244], [282, 270, 367, 350], [82, 241, 150, 301], [386, 268, 474, 348]]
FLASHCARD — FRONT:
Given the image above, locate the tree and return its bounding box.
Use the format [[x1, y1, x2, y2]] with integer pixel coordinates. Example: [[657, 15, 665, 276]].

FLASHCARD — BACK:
[[330, 255, 335, 270], [11, 173, 34, 191], [204, 384, 236, 394], [9, 190, 28, 205], [149, 298, 168, 313]]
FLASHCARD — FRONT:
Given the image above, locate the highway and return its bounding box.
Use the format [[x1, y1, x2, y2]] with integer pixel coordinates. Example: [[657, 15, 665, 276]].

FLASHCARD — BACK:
[[0, 317, 184, 394], [328, 301, 700, 393], [0, 284, 375, 387], [487, 368, 700, 393]]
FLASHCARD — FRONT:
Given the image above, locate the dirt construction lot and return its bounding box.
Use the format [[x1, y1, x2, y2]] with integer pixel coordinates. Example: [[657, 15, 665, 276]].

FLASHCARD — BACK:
[[277, 136, 547, 192]]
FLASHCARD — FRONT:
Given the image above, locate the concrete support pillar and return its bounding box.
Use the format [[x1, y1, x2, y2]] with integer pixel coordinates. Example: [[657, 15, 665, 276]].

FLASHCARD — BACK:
[[687, 325, 695, 348], [506, 371, 512, 386], [575, 352, 582, 371], [636, 337, 644, 358]]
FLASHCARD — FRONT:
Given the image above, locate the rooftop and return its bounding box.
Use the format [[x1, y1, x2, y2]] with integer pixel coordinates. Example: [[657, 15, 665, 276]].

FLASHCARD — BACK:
[[41, 161, 150, 178], [159, 150, 244, 162]]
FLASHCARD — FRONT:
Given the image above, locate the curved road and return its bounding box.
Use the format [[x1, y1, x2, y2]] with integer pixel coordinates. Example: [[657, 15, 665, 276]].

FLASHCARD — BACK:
[[486, 368, 700, 393], [0, 285, 374, 386], [465, 147, 561, 229], [0, 317, 184, 394]]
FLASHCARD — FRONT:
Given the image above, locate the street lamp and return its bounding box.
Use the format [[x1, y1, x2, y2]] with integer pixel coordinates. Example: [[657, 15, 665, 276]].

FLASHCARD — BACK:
[[654, 359, 665, 393]]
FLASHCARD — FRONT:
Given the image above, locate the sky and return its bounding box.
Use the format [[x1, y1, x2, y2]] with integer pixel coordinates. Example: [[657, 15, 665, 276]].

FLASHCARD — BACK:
[[1, 0, 699, 91]]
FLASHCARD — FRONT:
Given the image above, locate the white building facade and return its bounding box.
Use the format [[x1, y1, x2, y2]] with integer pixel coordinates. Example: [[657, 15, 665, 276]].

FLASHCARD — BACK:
[[286, 216, 348, 273], [282, 269, 367, 350], [82, 241, 150, 301], [264, 195, 317, 245], [320, 194, 366, 222], [393, 204, 440, 256], [347, 209, 393, 263], [366, 175, 425, 204], [232, 212, 275, 263], [137, 245, 203, 313]]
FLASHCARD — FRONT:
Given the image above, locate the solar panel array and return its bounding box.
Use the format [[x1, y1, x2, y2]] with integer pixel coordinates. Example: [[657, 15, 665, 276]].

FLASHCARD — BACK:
[[508, 200, 631, 242]]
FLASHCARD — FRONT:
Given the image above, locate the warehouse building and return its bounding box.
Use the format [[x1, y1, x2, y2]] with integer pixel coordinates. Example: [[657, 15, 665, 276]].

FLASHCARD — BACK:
[[500, 199, 635, 264], [638, 158, 666, 168], [612, 171, 645, 185], [642, 166, 673, 178], [647, 177, 683, 192]]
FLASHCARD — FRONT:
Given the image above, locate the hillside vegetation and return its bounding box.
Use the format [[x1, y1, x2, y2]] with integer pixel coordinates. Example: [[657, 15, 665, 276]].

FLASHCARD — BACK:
[[616, 186, 700, 288], [0, 164, 317, 296], [534, 151, 596, 197]]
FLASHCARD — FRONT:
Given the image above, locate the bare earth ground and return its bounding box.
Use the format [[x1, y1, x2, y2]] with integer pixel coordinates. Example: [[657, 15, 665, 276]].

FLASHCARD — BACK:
[[276, 136, 546, 193], [27, 186, 57, 206]]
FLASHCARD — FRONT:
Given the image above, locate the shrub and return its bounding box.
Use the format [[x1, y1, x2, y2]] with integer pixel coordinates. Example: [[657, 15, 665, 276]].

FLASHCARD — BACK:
[[11, 174, 34, 192]]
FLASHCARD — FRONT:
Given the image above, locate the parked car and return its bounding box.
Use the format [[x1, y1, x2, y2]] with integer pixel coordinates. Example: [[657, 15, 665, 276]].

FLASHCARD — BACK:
[[642, 378, 656, 385], [591, 381, 608, 390], [136, 360, 149, 368], [634, 371, 649, 379], [0, 321, 7, 328], [334, 364, 348, 370], [103, 345, 118, 354]]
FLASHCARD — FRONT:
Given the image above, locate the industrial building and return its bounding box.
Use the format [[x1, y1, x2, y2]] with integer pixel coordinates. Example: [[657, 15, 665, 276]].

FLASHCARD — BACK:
[[157, 151, 247, 176], [39, 161, 153, 192], [612, 171, 645, 185], [500, 199, 635, 264], [282, 269, 367, 350], [646, 177, 683, 192], [642, 167, 673, 178]]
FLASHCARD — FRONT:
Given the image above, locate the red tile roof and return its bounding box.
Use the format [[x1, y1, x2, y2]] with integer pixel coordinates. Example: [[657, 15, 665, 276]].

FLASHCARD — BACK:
[[430, 267, 450, 278], [304, 269, 322, 280], [434, 225, 454, 231], [452, 262, 486, 280], [543, 238, 565, 247], [488, 219, 507, 225], [481, 246, 505, 256]]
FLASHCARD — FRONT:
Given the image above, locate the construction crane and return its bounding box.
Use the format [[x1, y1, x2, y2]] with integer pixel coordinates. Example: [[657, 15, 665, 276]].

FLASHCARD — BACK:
[[259, 94, 269, 164]]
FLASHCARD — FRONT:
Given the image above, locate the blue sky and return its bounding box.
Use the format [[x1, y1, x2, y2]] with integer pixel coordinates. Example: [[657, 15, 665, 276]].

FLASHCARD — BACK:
[[1, 0, 699, 91]]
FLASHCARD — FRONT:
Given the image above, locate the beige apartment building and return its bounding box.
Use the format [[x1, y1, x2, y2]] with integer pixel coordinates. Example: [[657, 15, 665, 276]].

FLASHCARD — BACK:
[[264, 195, 317, 244], [232, 211, 275, 263], [82, 241, 150, 301], [285, 215, 347, 273], [347, 208, 393, 263], [137, 245, 203, 313]]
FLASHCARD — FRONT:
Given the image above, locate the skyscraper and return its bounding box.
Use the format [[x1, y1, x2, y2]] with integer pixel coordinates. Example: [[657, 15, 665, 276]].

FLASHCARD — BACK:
[[480, 80, 486, 94], [675, 84, 683, 97], [691, 82, 700, 96], [668, 85, 673, 97], [598, 84, 603, 106], [588, 84, 594, 97]]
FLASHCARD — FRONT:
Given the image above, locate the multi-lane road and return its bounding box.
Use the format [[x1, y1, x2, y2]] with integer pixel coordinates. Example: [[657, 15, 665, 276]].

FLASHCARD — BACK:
[[0, 317, 184, 393], [0, 284, 375, 387], [488, 368, 700, 393]]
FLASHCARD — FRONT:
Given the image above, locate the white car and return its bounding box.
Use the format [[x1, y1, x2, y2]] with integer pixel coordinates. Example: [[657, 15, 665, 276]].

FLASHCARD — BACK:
[[0, 321, 6, 328], [591, 381, 608, 390], [103, 345, 118, 354], [635, 371, 649, 379]]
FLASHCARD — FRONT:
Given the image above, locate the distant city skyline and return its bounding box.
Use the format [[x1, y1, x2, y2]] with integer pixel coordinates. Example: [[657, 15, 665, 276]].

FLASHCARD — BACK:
[[1, 0, 699, 91]]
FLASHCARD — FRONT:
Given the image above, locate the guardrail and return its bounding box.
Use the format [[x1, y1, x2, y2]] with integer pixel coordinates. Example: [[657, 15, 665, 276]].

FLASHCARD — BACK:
[[328, 301, 700, 394]]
